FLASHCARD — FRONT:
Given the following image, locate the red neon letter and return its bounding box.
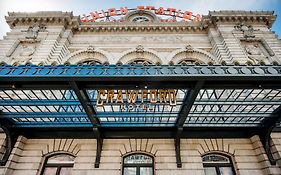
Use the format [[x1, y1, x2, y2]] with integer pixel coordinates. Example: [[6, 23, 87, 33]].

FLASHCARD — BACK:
[[108, 8, 117, 16], [194, 14, 202, 22], [176, 10, 181, 17], [167, 8, 177, 15], [101, 10, 107, 18], [120, 7, 128, 15], [183, 11, 193, 20], [80, 14, 89, 22], [146, 6, 155, 10], [137, 6, 145, 10], [90, 11, 100, 22], [155, 7, 165, 15]]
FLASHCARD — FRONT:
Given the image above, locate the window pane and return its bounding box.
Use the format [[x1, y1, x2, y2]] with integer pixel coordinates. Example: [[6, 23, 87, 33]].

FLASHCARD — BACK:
[[202, 154, 230, 163], [140, 167, 153, 175], [60, 167, 72, 175], [42, 167, 57, 175], [124, 154, 153, 164], [204, 167, 217, 175], [47, 154, 75, 164], [124, 167, 137, 175], [219, 167, 234, 175]]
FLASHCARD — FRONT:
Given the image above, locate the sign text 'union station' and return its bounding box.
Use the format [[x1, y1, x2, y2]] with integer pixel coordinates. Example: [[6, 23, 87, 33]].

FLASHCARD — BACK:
[[80, 6, 202, 22]]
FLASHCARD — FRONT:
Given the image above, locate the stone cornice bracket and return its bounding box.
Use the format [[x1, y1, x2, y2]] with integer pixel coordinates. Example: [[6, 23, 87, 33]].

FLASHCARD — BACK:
[[5, 11, 78, 28], [208, 11, 276, 28]]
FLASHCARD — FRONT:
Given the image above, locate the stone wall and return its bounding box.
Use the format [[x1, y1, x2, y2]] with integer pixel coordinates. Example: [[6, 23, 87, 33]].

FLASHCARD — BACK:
[[0, 10, 281, 175], [0, 11, 279, 66], [0, 133, 280, 175]]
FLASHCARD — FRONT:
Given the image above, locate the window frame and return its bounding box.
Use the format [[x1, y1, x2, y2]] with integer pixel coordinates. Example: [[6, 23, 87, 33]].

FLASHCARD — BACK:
[[122, 153, 154, 175], [40, 153, 75, 175], [202, 153, 236, 175]]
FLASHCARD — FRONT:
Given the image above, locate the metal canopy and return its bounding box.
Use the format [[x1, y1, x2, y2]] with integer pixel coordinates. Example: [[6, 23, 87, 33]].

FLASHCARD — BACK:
[[1, 64, 281, 167], [0, 64, 281, 134]]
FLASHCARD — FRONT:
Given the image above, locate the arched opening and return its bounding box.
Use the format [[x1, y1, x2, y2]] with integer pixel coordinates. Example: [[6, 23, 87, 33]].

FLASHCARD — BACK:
[[202, 153, 235, 175], [41, 153, 75, 175], [65, 47, 110, 65], [128, 59, 153, 65], [178, 58, 204, 65], [168, 47, 216, 65], [123, 153, 154, 175], [118, 46, 162, 65], [77, 60, 102, 65]]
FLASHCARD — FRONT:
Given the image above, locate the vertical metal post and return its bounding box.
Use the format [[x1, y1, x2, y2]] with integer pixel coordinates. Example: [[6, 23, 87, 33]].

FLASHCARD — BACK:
[[93, 127, 103, 168], [175, 127, 183, 168]]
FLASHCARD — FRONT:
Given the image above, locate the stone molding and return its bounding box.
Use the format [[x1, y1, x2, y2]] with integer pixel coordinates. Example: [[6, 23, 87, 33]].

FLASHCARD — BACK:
[[118, 46, 162, 64], [208, 11, 276, 28], [167, 46, 217, 64], [5, 11, 78, 28], [65, 46, 111, 64], [5, 11, 276, 33]]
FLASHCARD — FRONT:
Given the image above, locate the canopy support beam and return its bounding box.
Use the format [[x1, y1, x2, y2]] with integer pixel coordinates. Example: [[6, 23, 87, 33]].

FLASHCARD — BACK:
[[0, 124, 17, 166], [260, 106, 281, 165], [175, 127, 183, 168], [176, 81, 204, 128], [69, 81, 100, 126], [94, 127, 103, 168], [260, 125, 276, 165]]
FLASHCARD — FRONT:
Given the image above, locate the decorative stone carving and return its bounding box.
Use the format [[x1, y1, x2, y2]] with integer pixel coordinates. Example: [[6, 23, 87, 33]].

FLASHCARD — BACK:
[[19, 45, 36, 56], [136, 45, 144, 53], [245, 45, 261, 55], [185, 44, 194, 52], [6, 40, 20, 57], [22, 23, 46, 40], [244, 44, 266, 63], [8, 41, 38, 65], [234, 23, 258, 38], [86, 45, 95, 53]]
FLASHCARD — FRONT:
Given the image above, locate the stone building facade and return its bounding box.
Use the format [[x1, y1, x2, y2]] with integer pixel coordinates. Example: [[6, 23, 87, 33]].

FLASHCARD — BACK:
[[0, 10, 281, 175]]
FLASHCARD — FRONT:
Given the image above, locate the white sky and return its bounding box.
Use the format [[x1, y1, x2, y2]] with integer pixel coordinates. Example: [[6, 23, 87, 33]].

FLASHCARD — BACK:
[[0, 0, 280, 39]]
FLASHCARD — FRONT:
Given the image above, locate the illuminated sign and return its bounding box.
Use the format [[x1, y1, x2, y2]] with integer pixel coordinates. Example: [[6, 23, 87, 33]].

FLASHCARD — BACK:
[[96, 89, 177, 112], [80, 6, 201, 23]]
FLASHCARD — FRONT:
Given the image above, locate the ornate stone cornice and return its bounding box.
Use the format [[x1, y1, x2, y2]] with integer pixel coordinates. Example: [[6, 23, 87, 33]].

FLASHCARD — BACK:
[[5, 10, 277, 32], [74, 22, 208, 33], [5, 11, 79, 28], [208, 11, 276, 28]]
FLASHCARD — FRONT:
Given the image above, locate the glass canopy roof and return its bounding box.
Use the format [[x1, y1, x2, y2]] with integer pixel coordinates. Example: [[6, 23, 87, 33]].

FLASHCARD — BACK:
[[186, 89, 281, 127], [0, 64, 280, 132]]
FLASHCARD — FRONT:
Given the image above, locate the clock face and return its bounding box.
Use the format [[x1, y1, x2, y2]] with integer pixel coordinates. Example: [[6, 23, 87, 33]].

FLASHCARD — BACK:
[[132, 16, 150, 23]]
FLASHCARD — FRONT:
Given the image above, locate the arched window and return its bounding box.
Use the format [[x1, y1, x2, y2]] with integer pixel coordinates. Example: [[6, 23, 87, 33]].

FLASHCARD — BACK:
[[132, 16, 150, 23], [123, 153, 154, 175], [41, 154, 75, 175], [202, 154, 235, 175]]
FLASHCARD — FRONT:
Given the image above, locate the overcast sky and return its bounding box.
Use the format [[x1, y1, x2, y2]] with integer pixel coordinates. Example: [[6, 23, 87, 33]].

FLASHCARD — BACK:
[[0, 0, 280, 39]]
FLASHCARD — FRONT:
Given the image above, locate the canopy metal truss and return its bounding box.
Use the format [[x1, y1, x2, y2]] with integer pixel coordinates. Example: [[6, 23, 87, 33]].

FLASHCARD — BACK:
[[0, 64, 281, 167]]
